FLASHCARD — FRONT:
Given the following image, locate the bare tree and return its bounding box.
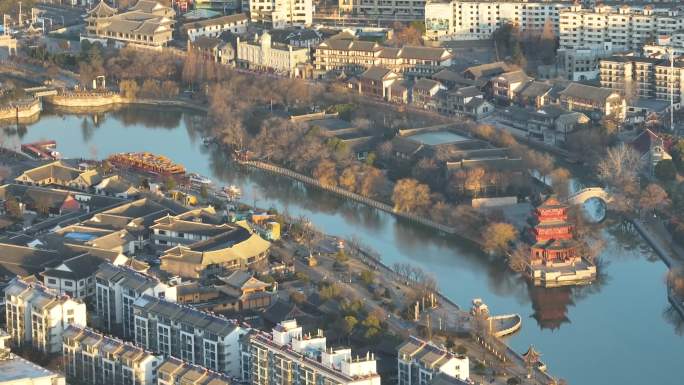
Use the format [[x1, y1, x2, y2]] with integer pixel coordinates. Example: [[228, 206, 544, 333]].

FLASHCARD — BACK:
[[597, 144, 641, 190]]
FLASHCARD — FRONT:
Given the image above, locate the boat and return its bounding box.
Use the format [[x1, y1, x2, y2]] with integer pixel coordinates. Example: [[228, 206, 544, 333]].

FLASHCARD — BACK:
[[21, 140, 60, 160], [188, 173, 212, 188], [108, 152, 186, 176]]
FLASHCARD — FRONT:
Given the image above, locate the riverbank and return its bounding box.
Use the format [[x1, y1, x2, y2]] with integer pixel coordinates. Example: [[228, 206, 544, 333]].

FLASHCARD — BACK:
[[44, 91, 209, 113], [0, 98, 42, 122], [239, 159, 479, 239], [631, 218, 684, 318]]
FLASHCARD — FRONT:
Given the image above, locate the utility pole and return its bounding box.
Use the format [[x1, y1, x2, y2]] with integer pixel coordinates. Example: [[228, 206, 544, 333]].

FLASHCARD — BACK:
[[670, 47, 675, 134], [18, 2, 22, 27]]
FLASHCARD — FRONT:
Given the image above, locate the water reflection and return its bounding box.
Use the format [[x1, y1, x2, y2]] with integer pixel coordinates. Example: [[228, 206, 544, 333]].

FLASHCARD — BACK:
[[6, 106, 684, 385], [663, 305, 684, 336]]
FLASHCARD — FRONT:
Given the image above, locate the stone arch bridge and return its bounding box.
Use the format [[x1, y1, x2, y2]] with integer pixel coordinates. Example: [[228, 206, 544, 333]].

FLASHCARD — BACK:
[[567, 187, 612, 206]]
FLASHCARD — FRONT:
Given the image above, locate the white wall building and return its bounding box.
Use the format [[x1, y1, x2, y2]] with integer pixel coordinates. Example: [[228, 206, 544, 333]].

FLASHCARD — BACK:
[[95, 263, 176, 339], [181, 14, 249, 41], [397, 336, 470, 385], [4, 278, 87, 354], [339, 0, 426, 22], [246, 0, 312, 28], [425, 0, 571, 41], [132, 295, 248, 377], [62, 325, 162, 385], [559, 5, 684, 54], [241, 319, 381, 385]]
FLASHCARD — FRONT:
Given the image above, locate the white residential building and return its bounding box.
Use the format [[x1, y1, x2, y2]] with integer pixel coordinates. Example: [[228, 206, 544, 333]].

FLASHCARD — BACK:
[[4, 278, 87, 354], [339, 0, 426, 22], [241, 319, 381, 385], [559, 5, 684, 54], [95, 263, 176, 339], [425, 0, 571, 41], [397, 336, 470, 385], [180, 14, 249, 41], [132, 295, 248, 377], [246, 0, 313, 28], [0, 329, 66, 385], [62, 325, 162, 385]]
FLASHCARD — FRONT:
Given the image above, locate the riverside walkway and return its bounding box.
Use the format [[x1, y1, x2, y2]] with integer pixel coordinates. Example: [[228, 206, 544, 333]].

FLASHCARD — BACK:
[[632, 218, 684, 317]]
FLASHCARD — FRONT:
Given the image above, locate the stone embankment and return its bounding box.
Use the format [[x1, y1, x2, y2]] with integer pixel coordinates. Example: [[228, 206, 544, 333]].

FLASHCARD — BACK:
[[43, 91, 208, 112], [0, 98, 42, 121], [239, 160, 472, 238]]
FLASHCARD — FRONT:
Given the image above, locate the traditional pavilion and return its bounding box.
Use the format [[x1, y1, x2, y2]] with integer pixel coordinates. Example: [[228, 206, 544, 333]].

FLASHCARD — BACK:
[[529, 197, 581, 267]]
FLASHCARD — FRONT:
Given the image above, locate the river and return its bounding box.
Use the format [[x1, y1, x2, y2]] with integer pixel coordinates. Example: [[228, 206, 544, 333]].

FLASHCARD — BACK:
[[3, 106, 683, 385]]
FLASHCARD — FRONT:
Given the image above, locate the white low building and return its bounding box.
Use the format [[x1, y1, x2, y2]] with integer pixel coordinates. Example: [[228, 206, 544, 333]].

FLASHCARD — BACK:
[[241, 319, 381, 385], [237, 32, 311, 77], [0, 329, 65, 385], [180, 14, 249, 41], [247, 0, 312, 28], [397, 336, 470, 385]]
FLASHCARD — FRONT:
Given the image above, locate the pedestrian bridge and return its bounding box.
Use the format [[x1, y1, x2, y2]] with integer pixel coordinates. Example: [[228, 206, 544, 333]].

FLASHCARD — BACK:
[[567, 187, 612, 206]]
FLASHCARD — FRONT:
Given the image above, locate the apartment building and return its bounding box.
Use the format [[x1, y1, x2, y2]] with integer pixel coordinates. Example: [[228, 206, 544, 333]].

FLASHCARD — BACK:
[[425, 0, 570, 41], [62, 325, 162, 385], [439, 86, 495, 119], [559, 5, 684, 54], [600, 55, 684, 103], [0, 329, 66, 385], [158, 356, 233, 385], [397, 336, 470, 385], [654, 58, 684, 103], [180, 14, 249, 41], [241, 319, 381, 385], [339, 0, 426, 22], [83, 0, 175, 49], [315, 35, 453, 76], [247, 0, 313, 28], [5, 278, 87, 353], [132, 295, 248, 377], [95, 263, 176, 338], [644, 33, 684, 58]]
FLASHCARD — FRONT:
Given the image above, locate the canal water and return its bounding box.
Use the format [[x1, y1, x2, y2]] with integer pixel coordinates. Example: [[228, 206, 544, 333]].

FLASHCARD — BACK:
[[4, 106, 683, 385]]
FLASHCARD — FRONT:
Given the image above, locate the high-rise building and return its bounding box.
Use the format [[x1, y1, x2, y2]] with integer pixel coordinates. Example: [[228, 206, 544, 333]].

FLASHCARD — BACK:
[[132, 295, 248, 377], [62, 325, 162, 385], [4, 278, 87, 353], [397, 336, 469, 385], [241, 319, 381, 385], [95, 263, 176, 338], [338, 0, 426, 23], [425, 0, 570, 41]]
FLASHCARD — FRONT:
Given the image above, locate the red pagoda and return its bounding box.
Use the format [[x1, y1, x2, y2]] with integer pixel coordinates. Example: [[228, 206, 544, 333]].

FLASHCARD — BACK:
[[529, 197, 580, 267]]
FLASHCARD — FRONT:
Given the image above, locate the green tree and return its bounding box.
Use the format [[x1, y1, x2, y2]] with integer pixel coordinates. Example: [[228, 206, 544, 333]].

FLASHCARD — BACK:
[[164, 177, 176, 191], [5, 195, 22, 219], [199, 184, 209, 199], [655, 159, 677, 182], [341, 316, 358, 334]]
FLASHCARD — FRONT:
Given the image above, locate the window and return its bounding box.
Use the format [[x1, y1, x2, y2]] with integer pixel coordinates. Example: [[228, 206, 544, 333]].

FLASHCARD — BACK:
[[47, 278, 57, 285], [64, 280, 74, 287]]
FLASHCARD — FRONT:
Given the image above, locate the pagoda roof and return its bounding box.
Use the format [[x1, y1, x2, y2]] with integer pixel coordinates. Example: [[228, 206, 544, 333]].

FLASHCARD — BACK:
[[533, 238, 577, 250], [522, 345, 541, 364], [537, 196, 568, 210], [534, 220, 572, 229], [88, 1, 118, 18]]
